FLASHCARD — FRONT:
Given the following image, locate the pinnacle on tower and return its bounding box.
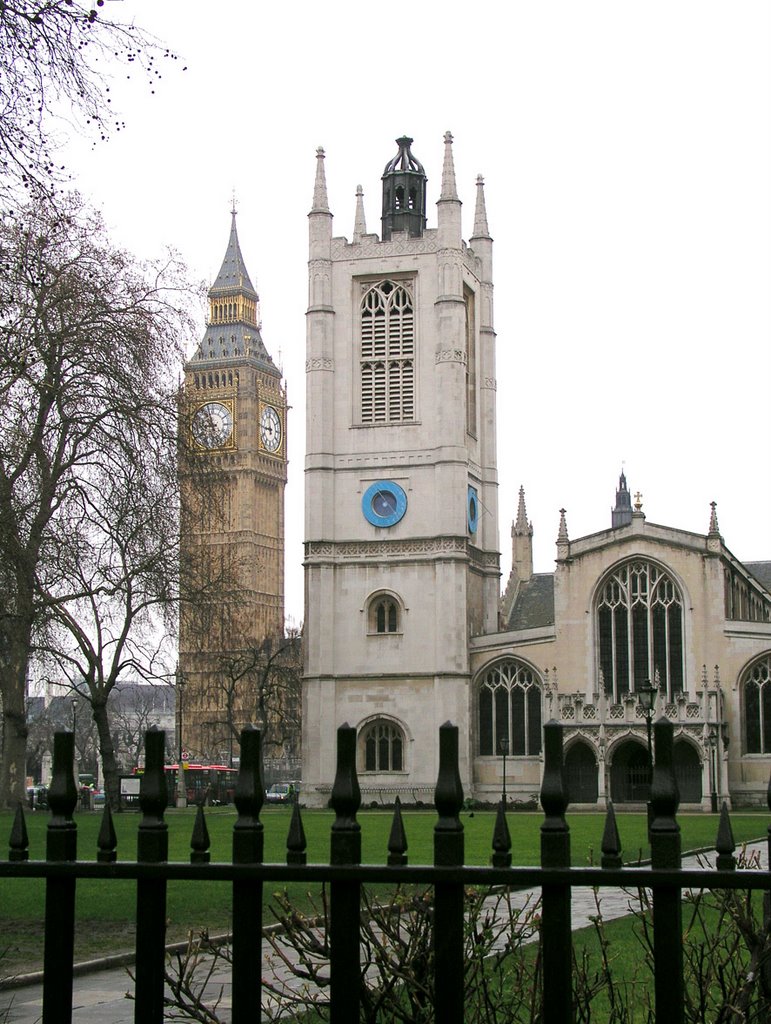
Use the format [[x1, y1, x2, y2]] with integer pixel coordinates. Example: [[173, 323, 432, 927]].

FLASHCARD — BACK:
[[708, 501, 720, 537], [353, 185, 367, 242], [439, 130, 459, 201], [311, 146, 330, 213], [471, 174, 490, 239], [611, 468, 633, 528], [557, 508, 569, 545], [381, 136, 427, 241], [514, 485, 533, 537]]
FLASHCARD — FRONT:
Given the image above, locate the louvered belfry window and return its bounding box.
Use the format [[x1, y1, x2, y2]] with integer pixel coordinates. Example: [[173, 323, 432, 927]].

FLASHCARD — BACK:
[[360, 280, 415, 423]]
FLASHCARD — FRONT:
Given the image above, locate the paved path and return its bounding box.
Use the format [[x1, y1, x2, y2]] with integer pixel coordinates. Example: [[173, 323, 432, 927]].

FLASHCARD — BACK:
[[1, 842, 766, 1024]]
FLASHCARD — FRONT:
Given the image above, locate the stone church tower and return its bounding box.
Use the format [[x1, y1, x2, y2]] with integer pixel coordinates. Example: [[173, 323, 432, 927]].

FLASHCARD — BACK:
[[303, 134, 500, 804], [179, 211, 287, 762]]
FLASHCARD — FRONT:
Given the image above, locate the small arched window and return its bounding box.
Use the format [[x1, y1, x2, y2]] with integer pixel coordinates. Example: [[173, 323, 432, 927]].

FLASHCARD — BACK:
[[743, 654, 771, 754], [478, 660, 542, 757], [368, 594, 400, 634], [361, 719, 404, 772]]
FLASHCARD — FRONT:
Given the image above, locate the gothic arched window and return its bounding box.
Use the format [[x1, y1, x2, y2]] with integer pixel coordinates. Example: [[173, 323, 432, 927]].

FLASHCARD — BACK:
[[361, 720, 404, 772], [744, 654, 771, 754], [367, 593, 401, 634], [597, 560, 684, 703], [360, 280, 415, 423], [478, 660, 542, 757]]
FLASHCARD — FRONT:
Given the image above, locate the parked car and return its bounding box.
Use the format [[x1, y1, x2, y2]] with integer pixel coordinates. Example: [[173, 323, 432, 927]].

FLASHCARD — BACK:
[[27, 784, 48, 810], [265, 781, 299, 804]]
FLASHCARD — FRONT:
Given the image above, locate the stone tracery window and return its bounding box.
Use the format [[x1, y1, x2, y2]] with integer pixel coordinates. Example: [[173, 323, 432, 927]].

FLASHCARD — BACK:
[[478, 660, 542, 757], [361, 719, 404, 772], [360, 280, 414, 423], [367, 593, 401, 634], [744, 654, 771, 754], [597, 560, 684, 703]]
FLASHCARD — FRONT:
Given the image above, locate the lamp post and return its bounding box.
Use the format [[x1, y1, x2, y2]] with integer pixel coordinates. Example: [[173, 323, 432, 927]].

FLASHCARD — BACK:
[[707, 725, 718, 813], [499, 736, 509, 806], [637, 680, 658, 836]]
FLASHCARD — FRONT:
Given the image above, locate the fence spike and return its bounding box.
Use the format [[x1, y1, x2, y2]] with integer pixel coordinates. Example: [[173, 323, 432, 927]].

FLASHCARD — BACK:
[[96, 804, 117, 864], [330, 723, 361, 866], [9, 802, 29, 862], [387, 795, 408, 866], [650, 717, 680, 869], [715, 801, 735, 871], [137, 728, 168, 864], [492, 800, 512, 867], [286, 800, 307, 865], [601, 801, 622, 869], [434, 721, 464, 867], [540, 720, 570, 868], [191, 804, 211, 864], [47, 732, 77, 861], [233, 726, 264, 865]]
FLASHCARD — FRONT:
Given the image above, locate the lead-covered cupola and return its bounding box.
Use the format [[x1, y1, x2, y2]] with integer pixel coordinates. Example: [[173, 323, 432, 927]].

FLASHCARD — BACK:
[[381, 136, 427, 240]]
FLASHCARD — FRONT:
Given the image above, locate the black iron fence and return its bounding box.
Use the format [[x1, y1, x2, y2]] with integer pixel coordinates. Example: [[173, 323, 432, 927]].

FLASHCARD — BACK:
[[1, 717, 770, 1024]]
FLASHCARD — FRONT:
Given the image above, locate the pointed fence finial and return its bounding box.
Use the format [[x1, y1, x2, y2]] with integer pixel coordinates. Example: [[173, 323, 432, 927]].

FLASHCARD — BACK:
[[353, 184, 367, 242], [540, 721, 570, 867], [137, 728, 168, 863], [97, 804, 117, 864], [715, 802, 735, 871], [9, 803, 29, 862], [492, 801, 512, 867], [440, 130, 459, 201], [286, 801, 307, 865], [311, 146, 330, 213], [601, 802, 622, 869], [472, 174, 490, 237], [191, 805, 211, 864], [387, 796, 408, 866]]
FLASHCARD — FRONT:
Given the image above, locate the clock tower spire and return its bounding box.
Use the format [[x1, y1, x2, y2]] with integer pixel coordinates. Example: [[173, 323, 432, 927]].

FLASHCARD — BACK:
[[179, 210, 288, 764]]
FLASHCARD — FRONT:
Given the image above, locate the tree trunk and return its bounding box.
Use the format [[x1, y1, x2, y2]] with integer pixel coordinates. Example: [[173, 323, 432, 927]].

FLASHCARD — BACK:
[[92, 699, 122, 812], [0, 629, 33, 807]]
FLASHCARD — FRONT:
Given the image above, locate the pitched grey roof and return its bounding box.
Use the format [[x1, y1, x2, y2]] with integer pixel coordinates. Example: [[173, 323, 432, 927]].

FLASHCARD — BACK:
[[210, 213, 257, 298], [191, 322, 275, 369], [746, 561, 771, 592], [507, 573, 555, 630]]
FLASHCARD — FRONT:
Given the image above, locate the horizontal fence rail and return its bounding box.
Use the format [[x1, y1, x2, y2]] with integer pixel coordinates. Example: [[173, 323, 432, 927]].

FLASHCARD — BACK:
[[0, 717, 769, 1024]]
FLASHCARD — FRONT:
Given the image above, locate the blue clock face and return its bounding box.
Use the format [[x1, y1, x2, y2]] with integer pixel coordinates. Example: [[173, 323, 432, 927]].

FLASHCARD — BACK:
[[362, 481, 407, 528], [467, 485, 479, 534]]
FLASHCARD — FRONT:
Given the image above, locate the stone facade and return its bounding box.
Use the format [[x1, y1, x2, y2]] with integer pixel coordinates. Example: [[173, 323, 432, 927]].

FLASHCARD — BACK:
[[300, 134, 771, 809]]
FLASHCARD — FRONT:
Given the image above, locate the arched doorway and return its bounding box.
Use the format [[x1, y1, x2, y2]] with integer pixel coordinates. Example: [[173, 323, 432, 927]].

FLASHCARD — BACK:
[[565, 741, 598, 803], [610, 740, 650, 803], [673, 740, 702, 803]]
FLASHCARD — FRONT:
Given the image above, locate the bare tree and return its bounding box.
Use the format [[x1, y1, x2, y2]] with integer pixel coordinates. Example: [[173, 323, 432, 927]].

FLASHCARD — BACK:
[[0, 192, 197, 805], [213, 629, 302, 767], [0, 1, 180, 202]]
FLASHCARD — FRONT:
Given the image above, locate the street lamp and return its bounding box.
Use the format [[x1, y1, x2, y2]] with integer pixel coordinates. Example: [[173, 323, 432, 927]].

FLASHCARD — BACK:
[[637, 680, 658, 834], [708, 724, 720, 811], [71, 697, 79, 794], [499, 736, 509, 806], [176, 666, 187, 808], [70, 697, 78, 739]]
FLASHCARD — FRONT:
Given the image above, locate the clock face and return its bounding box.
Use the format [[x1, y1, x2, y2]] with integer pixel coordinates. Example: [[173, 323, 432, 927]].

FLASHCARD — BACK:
[[362, 481, 407, 528], [191, 402, 233, 450], [467, 485, 479, 534], [260, 405, 282, 453]]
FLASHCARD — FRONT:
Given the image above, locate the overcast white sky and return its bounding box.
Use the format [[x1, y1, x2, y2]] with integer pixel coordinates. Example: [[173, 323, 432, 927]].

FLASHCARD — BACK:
[[62, 1, 770, 626]]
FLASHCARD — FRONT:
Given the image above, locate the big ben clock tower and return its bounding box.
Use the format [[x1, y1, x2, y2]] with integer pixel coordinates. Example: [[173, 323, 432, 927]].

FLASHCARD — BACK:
[[179, 210, 287, 761]]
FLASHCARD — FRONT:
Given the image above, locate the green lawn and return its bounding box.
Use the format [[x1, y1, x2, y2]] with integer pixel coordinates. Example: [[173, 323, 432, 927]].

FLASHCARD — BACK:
[[0, 806, 766, 977]]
